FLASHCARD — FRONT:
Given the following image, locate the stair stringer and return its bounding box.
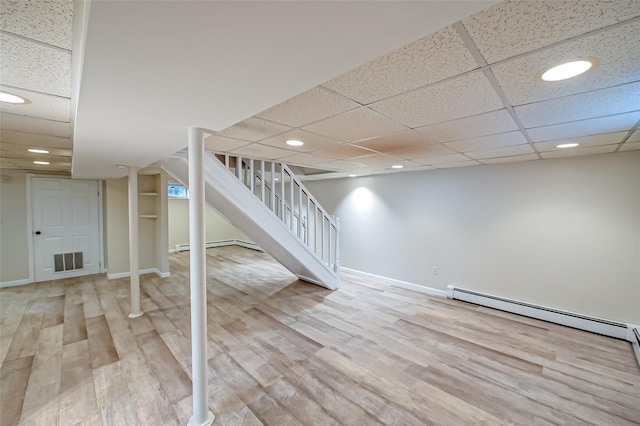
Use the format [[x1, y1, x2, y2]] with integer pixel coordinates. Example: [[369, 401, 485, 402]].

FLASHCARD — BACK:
[[161, 154, 340, 290]]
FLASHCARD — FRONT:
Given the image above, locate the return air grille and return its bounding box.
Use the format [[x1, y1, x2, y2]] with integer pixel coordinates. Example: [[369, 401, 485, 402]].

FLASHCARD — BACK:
[[54, 252, 84, 272]]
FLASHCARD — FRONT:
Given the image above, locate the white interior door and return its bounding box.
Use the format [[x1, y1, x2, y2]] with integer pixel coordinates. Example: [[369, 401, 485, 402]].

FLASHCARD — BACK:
[[33, 178, 101, 282]]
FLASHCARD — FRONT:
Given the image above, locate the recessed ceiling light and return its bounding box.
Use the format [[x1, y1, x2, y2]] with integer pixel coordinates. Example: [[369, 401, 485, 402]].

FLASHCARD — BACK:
[[539, 59, 597, 82], [348, 174, 357, 177], [28, 148, 49, 154], [33, 161, 50, 165], [391, 164, 404, 169], [274, 177, 280, 181], [556, 143, 580, 149], [0, 91, 29, 104], [286, 140, 304, 147]]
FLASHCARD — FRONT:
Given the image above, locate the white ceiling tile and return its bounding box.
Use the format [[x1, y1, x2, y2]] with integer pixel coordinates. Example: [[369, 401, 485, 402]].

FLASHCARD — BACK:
[[256, 86, 359, 127], [514, 82, 640, 128], [493, 21, 640, 106], [302, 107, 407, 142], [0, 141, 71, 157], [0, 34, 71, 97], [0, 157, 17, 168], [0, 130, 71, 149], [230, 143, 294, 160], [432, 160, 481, 169], [415, 109, 518, 142], [465, 144, 535, 160], [527, 111, 640, 142], [481, 153, 539, 164], [0, 113, 69, 138], [313, 160, 368, 171], [534, 131, 627, 152], [311, 143, 377, 160], [259, 129, 342, 153], [540, 144, 617, 159], [217, 117, 291, 142], [278, 152, 335, 166], [353, 130, 448, 159], [463, 0, 640, 64], [445, 131, 527, 152], [0, 86, 70, 122], [619, 142, 640, 151], [414, 153, 471, 165], [370, 71, 504, 128], [203, 134, 251, 152], [347, 154, 397, 167], [323, 25, 478, 104], [0, 0, 74, 49]]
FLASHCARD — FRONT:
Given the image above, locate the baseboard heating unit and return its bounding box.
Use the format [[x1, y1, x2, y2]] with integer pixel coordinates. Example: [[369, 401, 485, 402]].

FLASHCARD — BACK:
[[446, 285, 630, 341]]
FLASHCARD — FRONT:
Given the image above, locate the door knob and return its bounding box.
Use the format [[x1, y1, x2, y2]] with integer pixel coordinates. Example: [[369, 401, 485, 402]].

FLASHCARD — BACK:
[[35, 231, 41, 235]]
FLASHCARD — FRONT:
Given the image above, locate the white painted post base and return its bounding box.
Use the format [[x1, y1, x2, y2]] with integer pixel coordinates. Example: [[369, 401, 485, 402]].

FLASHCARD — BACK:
[[128, 312, 144, 319], [188, 411, 214, 426]]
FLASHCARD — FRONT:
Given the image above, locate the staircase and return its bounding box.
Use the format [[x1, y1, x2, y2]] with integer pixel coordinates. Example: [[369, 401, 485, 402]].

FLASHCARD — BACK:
[[161, 150, 340, 290]]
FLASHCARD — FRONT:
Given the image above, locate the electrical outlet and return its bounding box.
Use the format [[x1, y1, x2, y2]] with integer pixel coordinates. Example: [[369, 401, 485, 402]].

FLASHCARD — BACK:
[[432, 266, 438, 275]]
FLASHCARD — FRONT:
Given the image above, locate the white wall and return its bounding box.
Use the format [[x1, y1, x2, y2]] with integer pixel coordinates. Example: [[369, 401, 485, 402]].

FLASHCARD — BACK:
[[104, 174, 169, 276], [305, 151, 640, 324], [168, 198, 251, 250], [0, 170, 29, 283]]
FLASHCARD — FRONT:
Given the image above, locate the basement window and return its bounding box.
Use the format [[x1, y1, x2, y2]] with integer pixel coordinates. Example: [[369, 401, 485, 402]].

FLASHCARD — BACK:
[[168, 184, 189, 199]]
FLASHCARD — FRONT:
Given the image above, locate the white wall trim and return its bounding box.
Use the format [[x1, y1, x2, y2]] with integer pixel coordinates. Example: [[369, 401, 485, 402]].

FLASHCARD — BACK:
[[447, 285, 634, 342], [107, 268, 170, 280], [25, 174, 35, 285], [234, 240, 263, 252], [97, 180, 107, 273], [341, 267, 447, 297], [0, 278, 34, 288], [169, 239, 263, 253]]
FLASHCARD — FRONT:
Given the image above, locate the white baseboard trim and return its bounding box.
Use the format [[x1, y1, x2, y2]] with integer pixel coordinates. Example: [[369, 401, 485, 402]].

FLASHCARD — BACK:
[[340, 267, 447, 297], [107, 268, 170, 280], [0, 277, 34, 288], [234, 240, 264, 252], [170, 239, 263, 253], [447, 285, 634, 342]]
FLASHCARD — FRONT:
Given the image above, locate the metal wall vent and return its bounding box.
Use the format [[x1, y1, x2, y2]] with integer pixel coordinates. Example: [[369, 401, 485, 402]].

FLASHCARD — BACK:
[[54, 252, 84, 272]]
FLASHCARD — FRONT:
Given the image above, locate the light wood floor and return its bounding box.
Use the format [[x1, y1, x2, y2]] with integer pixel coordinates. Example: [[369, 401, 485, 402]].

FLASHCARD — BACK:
[[1, 246, 639, 425]]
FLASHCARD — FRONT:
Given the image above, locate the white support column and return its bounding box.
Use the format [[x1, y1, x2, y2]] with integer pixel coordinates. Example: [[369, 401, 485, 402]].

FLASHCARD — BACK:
[[128, 166, 143, 318], [187, 127, 214, 426]]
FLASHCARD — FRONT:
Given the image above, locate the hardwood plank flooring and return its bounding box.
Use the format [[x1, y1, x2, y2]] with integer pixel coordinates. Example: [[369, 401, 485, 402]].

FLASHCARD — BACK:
[[1, 245, 638, 425]]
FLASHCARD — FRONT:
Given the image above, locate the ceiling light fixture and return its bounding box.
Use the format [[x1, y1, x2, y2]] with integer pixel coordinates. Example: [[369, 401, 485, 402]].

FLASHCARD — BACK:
[[28, 148, 49, 154], [556, 143, 580, 149], [286, 140, 304, 147], [539, 59, 598, 82], [33, 161, 50, 165], [348, 174, 357, 177], [0, 91, 29, 104], [391, 164, 404, 169]]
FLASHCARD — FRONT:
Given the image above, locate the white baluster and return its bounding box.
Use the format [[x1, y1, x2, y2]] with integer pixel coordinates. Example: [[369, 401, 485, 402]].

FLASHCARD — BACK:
[[249, 159, 254, 193], [270, 162, 275, 211], [334, 217, 341, 273], [260, 160, 265, 203]]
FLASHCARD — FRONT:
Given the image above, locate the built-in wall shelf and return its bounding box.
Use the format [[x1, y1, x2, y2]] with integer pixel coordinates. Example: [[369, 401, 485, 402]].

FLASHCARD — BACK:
[[139, 214, 158, 219], [139, 192, 158, 196]]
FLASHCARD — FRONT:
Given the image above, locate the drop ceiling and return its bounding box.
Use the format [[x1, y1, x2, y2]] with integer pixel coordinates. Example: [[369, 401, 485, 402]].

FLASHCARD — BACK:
[[1, 0, 638, 180]]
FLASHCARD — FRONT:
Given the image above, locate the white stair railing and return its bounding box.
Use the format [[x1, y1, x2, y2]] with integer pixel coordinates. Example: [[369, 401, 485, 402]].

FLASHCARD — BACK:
[[212, 152, 340, 273]]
